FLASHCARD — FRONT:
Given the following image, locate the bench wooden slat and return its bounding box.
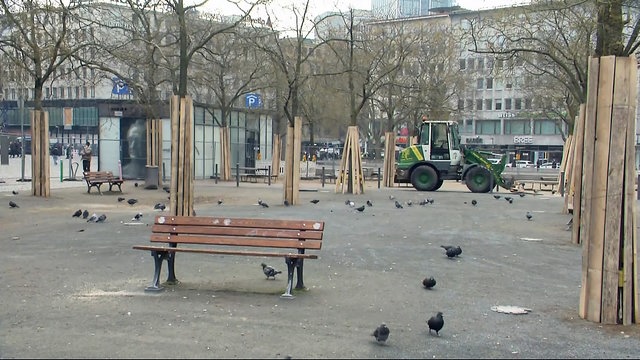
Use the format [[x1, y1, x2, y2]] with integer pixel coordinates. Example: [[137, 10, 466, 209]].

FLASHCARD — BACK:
[[151, 224, 324, 240], [155, 215, 324, 231], [132, 245, 318, 259], [149, 234, 323, 249]]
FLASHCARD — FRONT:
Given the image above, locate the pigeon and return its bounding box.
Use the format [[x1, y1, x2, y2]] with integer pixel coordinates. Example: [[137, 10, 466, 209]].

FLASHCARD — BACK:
[[163, 186, 171, 193], [441, 245, 461, 258], [154, 203, 166, 211], [493, 194, 501, 199], [127, 198, 138, 205], [422, 276, 436, 289], [355, 205, 365, 212], [134, 182, 139, 187], [12, 190, 18, 195], [471, 199, 477, 206], [132, 213, 143, 221], [82, 210, 89, 219], [366, 200, 373, 207], [388, 195, 395, 200], [284, 200, 290, 207], [427, 312, 444, 336], [258, 199, 263, 205], [526, 211, 533, 221], [261, 263, 281, 279], [72, 209, 83, 217], [419, 199, 428, 206], [95, 214, 107, 223], [217, 199, 223, 205], [519, 193, 525, 198], [504, 196, 513, 201], [9, 200, 19, 208], [406, 200, 413, 206], [310, 199, 320, 204], [426, 198, 435, 204], [260, 201, 269, 208], [395, 200, 403, 209], [507, 198, 513, 204], [345, 199, 351, 205], [372, 323, 390, 344], [86, 213, 98, 222], [117, 197, 125, 202]]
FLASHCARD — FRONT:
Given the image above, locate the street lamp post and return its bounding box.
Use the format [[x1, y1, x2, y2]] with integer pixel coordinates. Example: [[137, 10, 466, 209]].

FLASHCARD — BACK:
[[19, 97, 25, 182]]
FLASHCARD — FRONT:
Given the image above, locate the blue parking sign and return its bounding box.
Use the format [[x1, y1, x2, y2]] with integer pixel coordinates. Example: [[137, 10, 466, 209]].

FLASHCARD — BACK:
[[245, 93, 262, 108]]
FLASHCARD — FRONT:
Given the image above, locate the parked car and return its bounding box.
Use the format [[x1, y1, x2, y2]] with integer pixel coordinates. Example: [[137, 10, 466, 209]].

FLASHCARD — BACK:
[[487, 158, 502, 165], [516, 160, 533, 168]]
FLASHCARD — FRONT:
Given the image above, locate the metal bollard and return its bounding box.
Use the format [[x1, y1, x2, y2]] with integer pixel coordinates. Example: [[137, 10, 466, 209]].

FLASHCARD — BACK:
[[560, 171, 565, 197], [321, 166, 325, 187], [377, 167, 381, 189], [268, 165, 272, 186], [236, 163, 240, 187], [215, 164, 218, 184]]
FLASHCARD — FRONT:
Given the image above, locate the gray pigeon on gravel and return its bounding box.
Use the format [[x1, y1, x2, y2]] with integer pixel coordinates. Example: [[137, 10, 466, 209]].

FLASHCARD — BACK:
[[441, 245, 461, 258], [82, 210, 89, 219], [261, 263, 281, 279], [395, 200, 403, 209], [372, 323, 390, 343], [427, 312, 444, 336], [72, 209, 82, 217], [127, 198, 138, 206], [86, 213, 98, 222], [95, 214, 107, 223], [526, 211, 533, 221], [132, 213, 143, 221], [9, 200, 19, 208], [154, 203, 166, 211]]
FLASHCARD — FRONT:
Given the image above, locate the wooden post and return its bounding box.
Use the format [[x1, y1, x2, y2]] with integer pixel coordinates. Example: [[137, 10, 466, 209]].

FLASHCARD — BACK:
[[561, 135, 574, 213], [578, 55, 638, 324], [219, 126, 231, 181], [383, 132, 395, 187], [571, 105, 587, 244], [30, 110, 50, 197], [169, 95, 194, 216], [271, 134, 281, 182], [282, 117, 301, 205], [146, 119, 163, 187]]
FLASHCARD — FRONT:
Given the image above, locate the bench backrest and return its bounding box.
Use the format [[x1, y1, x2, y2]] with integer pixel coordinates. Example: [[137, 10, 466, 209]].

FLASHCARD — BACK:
[[151, 215, 324, 251], [84, 171, 114, 179]]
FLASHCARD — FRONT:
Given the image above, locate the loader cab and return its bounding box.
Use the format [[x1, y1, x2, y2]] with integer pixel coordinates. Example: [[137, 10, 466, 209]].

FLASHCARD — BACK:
[[416, 120, 461, 165]]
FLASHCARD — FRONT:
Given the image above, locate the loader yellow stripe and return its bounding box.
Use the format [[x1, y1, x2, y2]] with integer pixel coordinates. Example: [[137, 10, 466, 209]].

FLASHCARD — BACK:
[[410, 146, 423, 161]]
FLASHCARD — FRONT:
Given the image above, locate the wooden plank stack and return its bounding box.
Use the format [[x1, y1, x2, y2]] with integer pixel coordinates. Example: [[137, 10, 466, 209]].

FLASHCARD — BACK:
[[560, 134, 573, 213], [146, 119, 163, 186], [169, 95, 194, 216], [283, 117, 301, 205], [383, 132, 395, 187], [30, 110, 50, 197], [335, 126, 364, 194], [577, 55, 638, 325], [571, 105, 587, 243]]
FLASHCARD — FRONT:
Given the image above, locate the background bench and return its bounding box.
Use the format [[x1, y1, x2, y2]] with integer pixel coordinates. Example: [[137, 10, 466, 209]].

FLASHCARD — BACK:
[[83, 171, 124, 194], [133, 215, 325, 298]]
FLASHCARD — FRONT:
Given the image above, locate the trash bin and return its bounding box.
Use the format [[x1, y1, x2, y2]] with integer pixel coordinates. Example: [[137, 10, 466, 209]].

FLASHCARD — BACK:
[[144, 165, 159, 190]]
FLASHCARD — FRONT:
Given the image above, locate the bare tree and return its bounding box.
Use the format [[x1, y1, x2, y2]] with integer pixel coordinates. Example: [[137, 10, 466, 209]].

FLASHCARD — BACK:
[[465, 0, 639, 132]]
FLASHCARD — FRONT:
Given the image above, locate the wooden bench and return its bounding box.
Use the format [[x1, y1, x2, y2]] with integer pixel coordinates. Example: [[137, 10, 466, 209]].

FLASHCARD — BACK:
[[133, 215, 325, 298], [83, 171, 124, 194]]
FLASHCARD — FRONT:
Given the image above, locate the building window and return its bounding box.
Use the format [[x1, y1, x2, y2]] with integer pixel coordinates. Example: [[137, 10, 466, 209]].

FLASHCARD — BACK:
[[505, 98, 512, 110], [463, 119, 473, 133], [60, 87, 64, 99], [459, 59, 466, 70], [467, 58, 475, 70], [534, 119, 561, 135], [475, 120, 500, 135], [486, 78, 493, 89], [466, 99, 473, 109], [477, 78, 484, 89], [476, 99, 483, 111], [495, 99, 502, 110], [458, 99, 464, 110], [477, 57, 484, 70], [484, 99, 492, 110], [45, 88, 50, 98], [525, 98, 532, 109], [506, 82, 512, 89], [504, 120, 531, 135], [83, 86, 88, 98], [52, 87, 57, 98], [90, 86, 95, 98], [75, 86, 80, 99], [11, 88, 16, 100], [515, 98, 522, 110]]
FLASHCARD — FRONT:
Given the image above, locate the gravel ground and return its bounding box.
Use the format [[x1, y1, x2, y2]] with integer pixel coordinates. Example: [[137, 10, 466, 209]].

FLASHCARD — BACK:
[[0, 178, 639, 359]]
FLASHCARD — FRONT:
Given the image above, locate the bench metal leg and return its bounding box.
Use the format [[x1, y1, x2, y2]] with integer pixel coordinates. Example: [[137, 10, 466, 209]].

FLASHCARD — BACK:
[[166, 251, 179, 285], [281, 257, 297, 299], [145, 251, 168, 292], [295, 259, 305, 290]]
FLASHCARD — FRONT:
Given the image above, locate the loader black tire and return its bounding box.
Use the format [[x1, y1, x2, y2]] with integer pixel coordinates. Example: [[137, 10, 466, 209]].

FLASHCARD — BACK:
[[411, 165, 439, 191], [465, 166, 492, 193]]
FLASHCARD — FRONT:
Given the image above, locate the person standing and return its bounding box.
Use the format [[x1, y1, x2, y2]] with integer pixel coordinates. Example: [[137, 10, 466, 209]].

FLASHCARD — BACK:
[[81, 141, 92, 172]]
